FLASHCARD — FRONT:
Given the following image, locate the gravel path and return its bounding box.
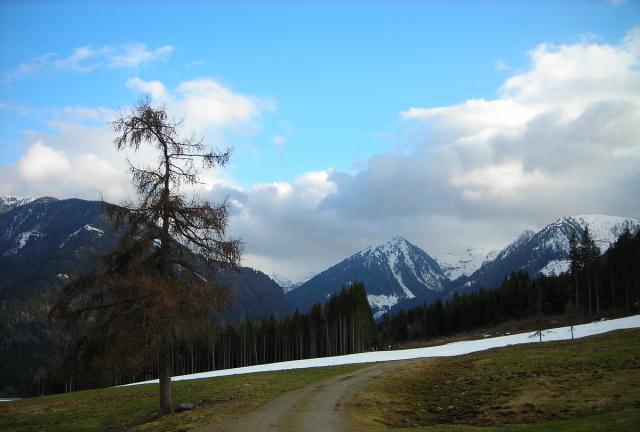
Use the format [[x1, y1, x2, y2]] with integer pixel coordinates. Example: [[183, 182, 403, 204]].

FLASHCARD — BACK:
[[198, 361, 403, 432]]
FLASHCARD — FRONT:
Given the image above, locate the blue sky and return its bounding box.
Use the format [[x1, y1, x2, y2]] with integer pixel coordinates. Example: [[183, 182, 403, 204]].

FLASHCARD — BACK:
[[1, 1, 639, 278], [2, 1, 637, 185]]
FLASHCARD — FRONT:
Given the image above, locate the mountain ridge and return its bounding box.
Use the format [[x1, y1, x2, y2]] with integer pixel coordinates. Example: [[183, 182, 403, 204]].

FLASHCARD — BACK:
[[286, 235, 448, 318]]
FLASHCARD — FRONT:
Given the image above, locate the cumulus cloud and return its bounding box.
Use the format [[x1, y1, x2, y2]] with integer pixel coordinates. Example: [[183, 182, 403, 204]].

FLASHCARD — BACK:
[[1, 77, 268, 203], [126, 77, 169, 102], [126, 77, 267, 138], [216, 27, 640, 279], [4, 29, 640, 281], [396, 27, 640, 218], [2, 43, 173, 85]]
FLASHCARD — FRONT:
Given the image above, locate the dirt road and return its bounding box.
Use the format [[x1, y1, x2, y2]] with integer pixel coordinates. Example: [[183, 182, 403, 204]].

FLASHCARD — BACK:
[[200, 361, 402, 432]]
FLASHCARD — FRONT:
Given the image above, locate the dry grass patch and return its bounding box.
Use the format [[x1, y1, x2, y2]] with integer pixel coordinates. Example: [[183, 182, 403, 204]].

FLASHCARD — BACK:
[[348, 329, 640, 431]]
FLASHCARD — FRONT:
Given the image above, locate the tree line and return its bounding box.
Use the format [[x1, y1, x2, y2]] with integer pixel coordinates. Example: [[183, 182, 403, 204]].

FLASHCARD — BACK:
[[45, 281, 376, 392], [379, 226, 640, 348], [169, 281, 375, 375]]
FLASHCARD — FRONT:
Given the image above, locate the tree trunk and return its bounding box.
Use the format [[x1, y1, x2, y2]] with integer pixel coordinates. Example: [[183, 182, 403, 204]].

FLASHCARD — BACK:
[[159, 342, 173, 414], [595, 276, 600, 317], [574, 273, 579, 315], [587, 276, 592, 319]]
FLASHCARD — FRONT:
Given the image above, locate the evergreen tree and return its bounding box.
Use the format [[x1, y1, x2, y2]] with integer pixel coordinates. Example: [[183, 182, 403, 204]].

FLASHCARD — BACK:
[[52, 100, 241, 414], [568, 230, 581, 315], [580, 226, 600, 318]]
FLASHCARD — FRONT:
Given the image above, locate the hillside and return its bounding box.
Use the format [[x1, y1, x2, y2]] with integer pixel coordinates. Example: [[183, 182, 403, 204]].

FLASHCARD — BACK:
[[1, 319, 638, 432], [0, 197, 289, 397]]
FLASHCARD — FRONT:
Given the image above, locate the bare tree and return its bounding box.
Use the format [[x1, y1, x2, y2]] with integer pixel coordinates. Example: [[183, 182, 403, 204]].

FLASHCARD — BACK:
[[52, 99, 241, 414]]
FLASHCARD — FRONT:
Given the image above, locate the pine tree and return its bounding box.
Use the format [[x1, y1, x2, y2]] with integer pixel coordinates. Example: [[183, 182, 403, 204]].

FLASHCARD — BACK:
[[52, 99, 241, 414], [568, 230, 581, 315], [580, 226, 600, 318]]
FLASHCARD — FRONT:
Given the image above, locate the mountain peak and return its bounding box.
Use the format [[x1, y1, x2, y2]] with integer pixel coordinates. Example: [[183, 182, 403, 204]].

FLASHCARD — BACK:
[[389, 235, 409, 244], [289, 234, 448, 318], [0, 195, 58, 214]]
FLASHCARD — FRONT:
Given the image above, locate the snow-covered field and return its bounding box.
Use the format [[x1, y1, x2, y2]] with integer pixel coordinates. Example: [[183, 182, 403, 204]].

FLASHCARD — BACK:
[[125, 314, 640, 387]]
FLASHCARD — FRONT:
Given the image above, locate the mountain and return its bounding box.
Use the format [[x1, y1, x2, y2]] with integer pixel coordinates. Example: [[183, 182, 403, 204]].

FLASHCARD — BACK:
[[454, 215, 640, 293], [432, 247, 495, 281], [0, 197, 289, 396], [286, 236, 448, 318], [271, 273, 306, 294], [0, 197, 289, 317]]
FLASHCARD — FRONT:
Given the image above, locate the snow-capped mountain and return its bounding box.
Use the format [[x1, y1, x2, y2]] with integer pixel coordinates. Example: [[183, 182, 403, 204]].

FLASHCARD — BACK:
[[286, 236, 448, 318], [0, 196, 55, 214], [454, 214, 640, 293], [271, 273, 308, 294], [432, 247, 496, 281], [0, 197, 290, 319]]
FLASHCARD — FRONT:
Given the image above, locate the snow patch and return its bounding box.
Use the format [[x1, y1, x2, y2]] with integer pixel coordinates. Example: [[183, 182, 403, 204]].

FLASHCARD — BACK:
[[271, 273, 310, 294], [433, 247, 494, 280], [540, 259, 569, 276], [124, 314, 640, 386], [565, 215, 639, 251], [17, 230, 40, 249], [59, 224, 104, 248], [367, 294, 399, 309], [3, 230, 42, 255]]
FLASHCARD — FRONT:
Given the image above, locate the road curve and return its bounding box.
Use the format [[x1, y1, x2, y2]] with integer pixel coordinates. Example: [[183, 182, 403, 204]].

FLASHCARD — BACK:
[[198, 361, 403, 432]]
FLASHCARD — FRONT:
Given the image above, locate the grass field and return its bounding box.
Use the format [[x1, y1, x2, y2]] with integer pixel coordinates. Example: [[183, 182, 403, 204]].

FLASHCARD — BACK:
[[2, 330, 638, 432], [0, 363, 369, 432], [348, 329, 640, 431]]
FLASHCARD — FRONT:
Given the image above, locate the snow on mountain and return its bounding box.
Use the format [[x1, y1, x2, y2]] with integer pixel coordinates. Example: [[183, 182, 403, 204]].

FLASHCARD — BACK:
[[553, 215, 638, 252], [58, 224, 105, 248], [432, 247, 495, 281], [456, 214, 640, 290], [271, 273, 308, 294], [0, 196, 35, 214], [534, 215, 639, 276], [354, 236, 447, 297], [0, 197, 291, 321], [367, 294, 401, 319], [494, 230, 536, 263], [540, 259, 569, 276], [286, 236, 448, 317]]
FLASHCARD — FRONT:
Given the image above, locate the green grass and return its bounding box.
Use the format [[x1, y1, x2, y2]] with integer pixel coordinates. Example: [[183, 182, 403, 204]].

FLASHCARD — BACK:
[[0, 363, 369, 432], [3, 330, 639, 432], [348, 329, 640, 432]]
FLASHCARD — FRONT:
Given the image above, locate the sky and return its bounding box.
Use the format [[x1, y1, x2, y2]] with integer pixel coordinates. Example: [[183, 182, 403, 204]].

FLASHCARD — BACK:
[[1, 1, 639, 280]]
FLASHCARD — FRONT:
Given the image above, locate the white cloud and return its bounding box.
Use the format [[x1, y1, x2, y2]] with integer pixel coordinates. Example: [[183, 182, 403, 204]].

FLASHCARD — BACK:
[[217, 26, 640, 279], [1, 53, 57, 85], [127, 77, 267, 136], [104, 43, 173, 68], [176, 79, 262, 132], [126, 77, 169, 102], [2, 43, 174, 85], [1, 75, 269, 204], [4, 28, 640, 281], [17, 141, 71, 182]]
